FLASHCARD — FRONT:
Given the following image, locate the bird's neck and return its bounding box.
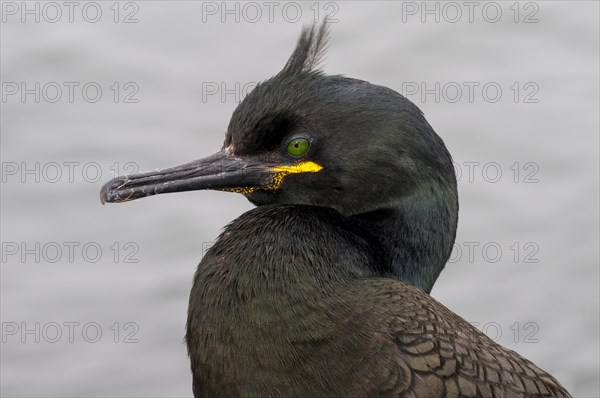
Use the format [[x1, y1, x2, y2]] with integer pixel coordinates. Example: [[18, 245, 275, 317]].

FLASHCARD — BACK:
[[190, 205, 380, 306], [349, 184, 458, 293]]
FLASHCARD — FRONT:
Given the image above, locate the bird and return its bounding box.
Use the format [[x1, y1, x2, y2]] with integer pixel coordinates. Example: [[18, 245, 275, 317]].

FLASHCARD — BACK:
[[100, 22, 571, 398]]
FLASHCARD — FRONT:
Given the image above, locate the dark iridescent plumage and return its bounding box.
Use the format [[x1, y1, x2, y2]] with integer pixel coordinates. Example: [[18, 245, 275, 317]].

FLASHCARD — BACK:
[[187, 205, 569, 397], [101, 22, 570, 398]]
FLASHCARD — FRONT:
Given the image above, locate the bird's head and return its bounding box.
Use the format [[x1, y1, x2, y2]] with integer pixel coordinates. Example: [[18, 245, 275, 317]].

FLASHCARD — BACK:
[[101, 22, 457, 219]]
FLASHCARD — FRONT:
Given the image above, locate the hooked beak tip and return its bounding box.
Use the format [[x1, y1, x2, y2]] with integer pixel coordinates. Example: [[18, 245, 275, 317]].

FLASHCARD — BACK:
[[100, 176, 129, 205]]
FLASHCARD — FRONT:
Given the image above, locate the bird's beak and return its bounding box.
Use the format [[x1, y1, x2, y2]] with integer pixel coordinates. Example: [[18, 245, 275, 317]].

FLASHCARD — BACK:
[[100, 150, 322, 204]]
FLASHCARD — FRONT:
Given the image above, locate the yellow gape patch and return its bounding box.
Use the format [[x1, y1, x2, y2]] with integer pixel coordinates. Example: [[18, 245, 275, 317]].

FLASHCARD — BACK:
[[223, 161, 323, 194]]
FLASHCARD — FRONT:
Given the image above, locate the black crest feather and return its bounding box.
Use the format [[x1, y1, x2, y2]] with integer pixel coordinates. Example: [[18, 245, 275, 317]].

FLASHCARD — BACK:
[[279, 19, 330, 76]]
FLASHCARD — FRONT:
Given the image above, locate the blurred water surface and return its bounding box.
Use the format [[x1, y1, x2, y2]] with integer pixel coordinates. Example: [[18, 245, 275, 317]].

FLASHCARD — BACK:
[[1, 2, 599, 397]]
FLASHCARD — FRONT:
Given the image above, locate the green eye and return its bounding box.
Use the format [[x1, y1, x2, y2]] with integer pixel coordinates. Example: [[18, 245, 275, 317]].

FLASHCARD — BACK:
[[286, 138, 310, 157]]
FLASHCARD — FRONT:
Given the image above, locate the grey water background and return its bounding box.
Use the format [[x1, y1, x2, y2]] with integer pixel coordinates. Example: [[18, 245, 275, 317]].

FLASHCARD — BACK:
[[1, 1, 598, 397]]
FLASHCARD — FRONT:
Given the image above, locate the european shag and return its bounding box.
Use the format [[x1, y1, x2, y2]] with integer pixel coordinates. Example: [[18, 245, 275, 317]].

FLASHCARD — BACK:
[[101, 22, 570, 397]]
